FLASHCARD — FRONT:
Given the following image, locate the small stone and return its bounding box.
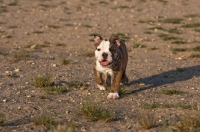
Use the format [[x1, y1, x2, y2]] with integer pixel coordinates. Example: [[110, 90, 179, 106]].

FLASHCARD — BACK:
[[14, 68, 20, 72], [26, 95, 31, 98], [80, 87, 85, 90], [2, 99, 6, 102]]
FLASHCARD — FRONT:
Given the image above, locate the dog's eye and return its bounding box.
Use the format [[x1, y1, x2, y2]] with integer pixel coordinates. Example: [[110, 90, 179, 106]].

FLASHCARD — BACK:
[[97, 48, 101, 51]]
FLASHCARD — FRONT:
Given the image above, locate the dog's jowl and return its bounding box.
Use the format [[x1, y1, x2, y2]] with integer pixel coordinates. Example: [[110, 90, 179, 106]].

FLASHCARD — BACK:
[[93, 35, 128, 99]]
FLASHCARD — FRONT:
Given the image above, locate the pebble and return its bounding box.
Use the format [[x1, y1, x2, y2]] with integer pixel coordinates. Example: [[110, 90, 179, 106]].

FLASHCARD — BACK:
[[2, 98, 6, 103]]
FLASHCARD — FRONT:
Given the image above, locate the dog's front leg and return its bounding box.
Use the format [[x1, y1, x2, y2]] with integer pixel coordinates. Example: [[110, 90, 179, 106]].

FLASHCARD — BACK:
[[94, 68, 106, 90], [107, 71, 122, 99]]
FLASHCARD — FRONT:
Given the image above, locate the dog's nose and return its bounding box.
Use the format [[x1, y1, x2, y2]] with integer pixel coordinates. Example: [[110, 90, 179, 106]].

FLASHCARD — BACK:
[[102, 52, 108, 59]]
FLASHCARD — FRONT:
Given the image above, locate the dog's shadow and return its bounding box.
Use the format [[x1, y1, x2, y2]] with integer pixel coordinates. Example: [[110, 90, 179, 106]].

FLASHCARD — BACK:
[[126, 65, 200, 95]]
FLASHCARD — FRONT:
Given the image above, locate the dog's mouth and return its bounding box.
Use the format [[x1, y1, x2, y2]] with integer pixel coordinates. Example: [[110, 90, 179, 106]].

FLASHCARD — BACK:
[[100, 60, 111, 66]]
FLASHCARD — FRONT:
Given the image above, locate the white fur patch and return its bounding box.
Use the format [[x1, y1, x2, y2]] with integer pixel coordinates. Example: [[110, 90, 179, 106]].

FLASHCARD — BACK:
[[97, 84, 106, 90], [107, 92, 119, 99]]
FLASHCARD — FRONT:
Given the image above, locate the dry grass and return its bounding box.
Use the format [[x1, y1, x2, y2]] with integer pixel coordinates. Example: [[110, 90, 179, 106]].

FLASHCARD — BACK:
[[0, 112, 5, 126], [163, 89, 184, 95], [79, 102, 115, 122], [137, 111, 157, 129], [31, 112, 53, 126], [32, 74, 54, 88]]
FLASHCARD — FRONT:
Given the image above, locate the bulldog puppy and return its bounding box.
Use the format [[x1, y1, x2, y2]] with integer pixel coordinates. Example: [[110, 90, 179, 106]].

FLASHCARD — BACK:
[[93, 35, 128, 99]]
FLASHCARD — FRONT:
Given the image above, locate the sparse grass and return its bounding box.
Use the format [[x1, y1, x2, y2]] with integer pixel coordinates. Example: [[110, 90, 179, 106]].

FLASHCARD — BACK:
[[82, 24, 92, 28], [60, 58, 71, 65], [168, 28, 182, 34], [144, 31, 152, 34], [163, 89, 184, 95], [0, 6, 8, 13], [48, 25, 60, 29], [39, 4, 56, 8], [81, 51, 94, 57], [133, 43, 147, 48], [177, 104, 192, 109], [182, 23, 200, 28], [195, 29, 200, 32], [190, 54, 200, 58], [150, 47, 159, 50], [79, 102, 115, 122], [157, 0, 168, 4], [193, 46, 200, 52], [44, 86, 68, 94], [32, 74, 54, 88], [162, 18, 183, 24], [137, 111, 157, 129], [0, 112, 5, 126], [184, 14, 200, 18], [118, 5, 129, 9], [138, 20, 155, 24], [113, 33, 130, 41], [119, 87, 128, 96], [53, 121, 77, 132], [176, 68, 185, 72], [56, 43, 65, 47], [13, 50, 31, 62], [31, 112, 53, 126], [99, 1, 109, 4], [8, 0, 18, 6], [32, 31, 44, 34], [171, 48, 188, 53], [9, 25, 18, 28], [65, 23, 74, 26], [39, 95, 49, 100], [66, 81, 89, 89], [6, 35, 12, 38], [89, 33, 101, 37], [176, 111, 200, 131], [158, 33, 180, 41], [171, 40, 186, 44]]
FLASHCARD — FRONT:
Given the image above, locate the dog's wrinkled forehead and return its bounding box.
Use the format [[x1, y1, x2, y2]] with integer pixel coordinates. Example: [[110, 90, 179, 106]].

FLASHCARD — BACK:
[[97, 40, 110, 50]]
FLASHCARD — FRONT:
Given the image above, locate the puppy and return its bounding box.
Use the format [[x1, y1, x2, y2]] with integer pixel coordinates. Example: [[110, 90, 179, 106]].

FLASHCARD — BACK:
[[93, 35, 128, 99]]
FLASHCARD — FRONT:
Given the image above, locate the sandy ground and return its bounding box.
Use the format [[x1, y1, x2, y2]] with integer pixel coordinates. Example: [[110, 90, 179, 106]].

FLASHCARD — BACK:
[[0, 0, 200, 131]]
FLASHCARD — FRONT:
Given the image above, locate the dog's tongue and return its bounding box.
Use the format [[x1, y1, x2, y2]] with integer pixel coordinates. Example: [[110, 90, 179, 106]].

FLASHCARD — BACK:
[[100, 60, 109, 66]]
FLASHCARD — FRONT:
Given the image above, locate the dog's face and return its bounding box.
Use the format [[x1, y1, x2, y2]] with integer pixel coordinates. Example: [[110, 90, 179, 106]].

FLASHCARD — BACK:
[[94, 35, 120, 67]]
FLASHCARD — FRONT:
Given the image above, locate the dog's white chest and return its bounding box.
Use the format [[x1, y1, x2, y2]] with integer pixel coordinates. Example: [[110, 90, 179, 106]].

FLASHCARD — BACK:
[[96, 61, 113, 76]]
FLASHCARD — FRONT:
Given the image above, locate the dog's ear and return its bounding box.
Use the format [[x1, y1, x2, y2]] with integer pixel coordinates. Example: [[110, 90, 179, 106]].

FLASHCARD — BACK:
[[109, 35, 120, 47], [93, 35, 103, 47]]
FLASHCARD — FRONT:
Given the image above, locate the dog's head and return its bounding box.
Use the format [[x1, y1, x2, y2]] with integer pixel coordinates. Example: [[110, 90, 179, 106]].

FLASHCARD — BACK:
[[94, 35, 120, 67]]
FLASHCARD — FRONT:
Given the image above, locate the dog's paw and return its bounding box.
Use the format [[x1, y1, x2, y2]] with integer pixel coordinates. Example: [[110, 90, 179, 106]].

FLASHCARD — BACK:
[[97, 84, 106, 90], [107, 92, 119, 99]]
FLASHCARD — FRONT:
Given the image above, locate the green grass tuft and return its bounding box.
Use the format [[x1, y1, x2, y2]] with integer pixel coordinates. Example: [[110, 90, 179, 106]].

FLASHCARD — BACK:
[[162, 18, 183, 24], [158, 33, 180, 41], [171, 40, 186, 44], [182, 23, 200, 28], [31, 112, 53, 126], [66, 81, 89, 89], [137, 111, 157, 129], [163, 89, 184, 95], [190, 54, 200, 58], [168, 28, 182, 34], [60, 58, 71, 65], [32, 74, 54, 88], [79, 102, 115, 122], [193, 46, 200, 52]]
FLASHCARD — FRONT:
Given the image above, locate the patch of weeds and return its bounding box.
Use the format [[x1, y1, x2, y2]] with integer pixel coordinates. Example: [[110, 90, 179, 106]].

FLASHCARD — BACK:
[[112, 33, 130, 41], [53, 121, 78, 132], [171, 48, 188, 53], [99, 1, 109, 4], [163, 89, 184, 95], [177, 104, 192, 109], [32, 74, 54, 88], [158, 33, 180, 41], [89, 33, 101, 37], [81, 51, 94, 57], [118, 5, 129, 9], [119, 88, 128, 97], [0, 6, 7, 13], [176, 68, 185, 72], [65, 23, 74, 26], [79, 102, 115, 122], [184, 14, 200, 18], [13, 50, 31, 62], [60, 58, 71, 65], [56, 43, 65, 47], [66, 81, 89, 89], [48, 25, 60, 29], [149, 26, 165, 31], [133, 43, 147, 48], [8, 0, 18, 6], [32, 31, 44, 34], [9, 25, 18, 28], [44, 86, 68, 94], [150, 47, 159, 50], [190, 54, 200, 58], [157, 0, 168, 4], [195, 29, 200, 33], [82, 24, 92, 28], [137, 111, 157, 129], [6, 35, 12, 38], [182, 23, 200, 28], [176, 111, 200, 131], [193, 46, 200, 52], [162, 18, 183, 24], [138, 20, 155, 24], [39, 95, 49, 100], [144, 31, 152, 34], [168, 28, 182, 34], [171, 40, 186, 44], [31, 112, 53, 126], [0, 112, 5, 126]]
